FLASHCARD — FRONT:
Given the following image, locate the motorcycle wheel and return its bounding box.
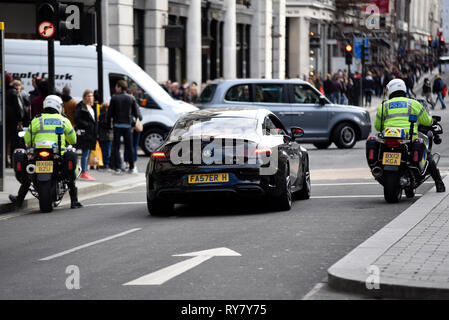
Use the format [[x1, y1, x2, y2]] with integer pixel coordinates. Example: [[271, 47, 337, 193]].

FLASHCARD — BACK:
[[37, 181, 54, 213], [384, 172, 402, 203]]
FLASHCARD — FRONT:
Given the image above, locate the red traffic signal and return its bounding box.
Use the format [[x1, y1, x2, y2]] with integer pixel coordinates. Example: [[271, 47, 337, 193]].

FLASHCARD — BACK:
[[345, 44, 353, 52]]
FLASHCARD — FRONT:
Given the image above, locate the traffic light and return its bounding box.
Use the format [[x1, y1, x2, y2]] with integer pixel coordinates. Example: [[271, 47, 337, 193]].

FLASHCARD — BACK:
[[345, 44, 353, 65], [310, 31, 321, 49], [428, 36, 433, 47], [36, 0, 58, 39]]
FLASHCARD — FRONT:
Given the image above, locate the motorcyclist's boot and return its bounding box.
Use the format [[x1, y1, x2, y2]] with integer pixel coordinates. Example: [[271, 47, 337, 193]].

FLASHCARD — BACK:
[[68, 183, 83, 209], [8, 183, 30, 208], [428, 160, 446, 193]]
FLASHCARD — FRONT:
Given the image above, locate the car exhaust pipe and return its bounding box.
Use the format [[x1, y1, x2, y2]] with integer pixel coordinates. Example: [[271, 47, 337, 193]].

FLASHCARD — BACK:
[[372, 167, 383, 178], [26, 164, 36, 175]]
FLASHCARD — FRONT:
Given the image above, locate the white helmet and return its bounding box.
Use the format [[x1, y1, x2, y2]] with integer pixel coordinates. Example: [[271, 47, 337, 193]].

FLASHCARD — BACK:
[[43, 95, 63, 114], [386, 79, 407, 97]]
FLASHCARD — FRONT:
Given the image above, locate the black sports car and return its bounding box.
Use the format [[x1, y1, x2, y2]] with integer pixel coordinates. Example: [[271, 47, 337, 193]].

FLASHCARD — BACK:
[[145, 108, 311, 216]]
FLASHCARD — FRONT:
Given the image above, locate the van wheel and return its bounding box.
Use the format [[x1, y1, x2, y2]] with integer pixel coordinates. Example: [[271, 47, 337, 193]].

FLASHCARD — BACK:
[[141, 128, 167, 156]]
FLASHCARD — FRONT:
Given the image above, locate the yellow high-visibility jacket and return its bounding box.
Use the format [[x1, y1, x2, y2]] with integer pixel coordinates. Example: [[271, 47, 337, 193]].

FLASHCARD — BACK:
[[374, 97, 433, 137], [24, 113, 77, 152]]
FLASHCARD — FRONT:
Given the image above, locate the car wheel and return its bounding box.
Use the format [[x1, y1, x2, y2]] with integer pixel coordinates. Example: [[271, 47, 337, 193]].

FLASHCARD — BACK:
[[273, 165, 292, 211], [294, 160, 311, 200], [141, 128, 167, 156], [313, 142, 332, 150], [333, 123, 357, 149], [147, 195, 174, 216]]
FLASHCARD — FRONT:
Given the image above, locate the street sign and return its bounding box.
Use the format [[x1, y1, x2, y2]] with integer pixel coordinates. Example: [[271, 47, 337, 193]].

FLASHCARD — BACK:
[[38, 21, 56, 38], [0, 22, 4, 191], [354, 38, 370, 60], [124, 248, 241, 285]]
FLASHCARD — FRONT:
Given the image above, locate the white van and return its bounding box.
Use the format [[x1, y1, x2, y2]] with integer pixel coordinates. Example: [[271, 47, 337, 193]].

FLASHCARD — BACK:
[[4, 39, 197, 155]]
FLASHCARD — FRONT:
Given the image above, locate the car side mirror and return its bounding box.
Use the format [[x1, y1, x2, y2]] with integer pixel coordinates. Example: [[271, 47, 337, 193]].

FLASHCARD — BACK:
[[291, 127, 305, 139], [319, 96, 327, 106]]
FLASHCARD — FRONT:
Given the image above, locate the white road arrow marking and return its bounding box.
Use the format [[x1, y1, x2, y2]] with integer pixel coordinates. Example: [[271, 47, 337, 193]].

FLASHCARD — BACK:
[[123, 247, 241, 286]]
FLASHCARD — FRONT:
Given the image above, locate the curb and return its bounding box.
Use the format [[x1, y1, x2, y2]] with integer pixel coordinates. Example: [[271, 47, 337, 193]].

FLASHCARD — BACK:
[[327, 176, 449, 299], [0, 174, 145, 215]]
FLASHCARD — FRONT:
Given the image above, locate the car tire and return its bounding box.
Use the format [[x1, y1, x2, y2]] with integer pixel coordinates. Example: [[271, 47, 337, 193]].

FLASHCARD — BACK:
[[333, 123, 357, 149], [273, 164, 293, 211], [141, 128, 167, 156], [313, 142, 332, 150], [294, 159, 311, 200], [147, 195, 174, 216]]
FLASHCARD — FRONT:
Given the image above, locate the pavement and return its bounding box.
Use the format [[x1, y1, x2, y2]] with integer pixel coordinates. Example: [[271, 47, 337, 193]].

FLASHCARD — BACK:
[[326, 69, 449, 300], [0, 167, 146, 214]]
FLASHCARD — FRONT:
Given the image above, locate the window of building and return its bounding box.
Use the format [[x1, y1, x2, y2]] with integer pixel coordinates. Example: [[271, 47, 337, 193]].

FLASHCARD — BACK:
[[133, 9, 145, 69]]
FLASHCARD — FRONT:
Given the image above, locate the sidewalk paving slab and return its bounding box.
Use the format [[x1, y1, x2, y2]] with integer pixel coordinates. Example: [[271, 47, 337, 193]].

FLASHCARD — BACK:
[[0, 168, 145, 214], [328, 176, 449, 299]]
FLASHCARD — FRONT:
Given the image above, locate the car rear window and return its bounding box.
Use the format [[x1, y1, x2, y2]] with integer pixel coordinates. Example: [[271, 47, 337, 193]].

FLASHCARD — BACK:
[[170, 117, 257, 141], [198, 84, 217, 103]]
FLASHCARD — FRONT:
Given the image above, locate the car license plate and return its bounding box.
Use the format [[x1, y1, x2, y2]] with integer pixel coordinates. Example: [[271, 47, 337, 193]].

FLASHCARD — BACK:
[[188, 173, 229, 184], [382, 153, 402, 166], [36, 161, 53, 173]]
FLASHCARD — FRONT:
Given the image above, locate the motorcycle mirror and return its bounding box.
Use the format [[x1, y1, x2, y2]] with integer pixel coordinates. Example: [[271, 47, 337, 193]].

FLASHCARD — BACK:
[[17, 131, 26, 138], [432, 115, 442, 122]]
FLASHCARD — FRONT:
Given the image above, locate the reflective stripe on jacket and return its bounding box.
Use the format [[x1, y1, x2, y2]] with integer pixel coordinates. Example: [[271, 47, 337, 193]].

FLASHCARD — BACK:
[[24, 113, 77, 151], [374, 97, 433, 136]]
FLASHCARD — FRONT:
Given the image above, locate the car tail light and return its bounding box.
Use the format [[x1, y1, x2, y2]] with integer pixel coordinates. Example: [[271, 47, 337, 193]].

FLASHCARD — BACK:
[[17, 162, 22, 172], [255, 148, 272, 157], [68, 161, 74, 170], [39, 151, 50, 159], [152, 152, 167, 159], [384, 139, 402, 148], [368, 149, 374, 160]]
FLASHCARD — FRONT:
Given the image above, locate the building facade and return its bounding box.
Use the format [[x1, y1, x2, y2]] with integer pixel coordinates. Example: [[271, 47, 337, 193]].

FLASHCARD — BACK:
[[0, 0, 443, 84]]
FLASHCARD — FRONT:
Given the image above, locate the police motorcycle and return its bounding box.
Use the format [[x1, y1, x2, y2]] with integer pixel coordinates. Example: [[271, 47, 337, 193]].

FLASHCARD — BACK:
[[15, 128, 81, 213], [366, 100, 443, 203]]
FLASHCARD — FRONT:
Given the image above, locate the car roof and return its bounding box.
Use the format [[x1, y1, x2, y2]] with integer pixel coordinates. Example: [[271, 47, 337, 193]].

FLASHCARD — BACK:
[[207, 78, 311, 85], [180, 107, 271, 121]]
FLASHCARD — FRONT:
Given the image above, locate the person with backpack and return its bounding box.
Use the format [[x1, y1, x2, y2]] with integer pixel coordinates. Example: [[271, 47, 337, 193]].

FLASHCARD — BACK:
[[433, 75, 447, 110]]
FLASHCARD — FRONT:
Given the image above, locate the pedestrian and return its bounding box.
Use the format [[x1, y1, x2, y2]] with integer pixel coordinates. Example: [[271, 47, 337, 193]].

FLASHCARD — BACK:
[[4, 73, 22, 168], [330, 75, 342, 104], [323, 73, 333, 100], [186, 82, 199, 104], [11, 80, 30, 127], [98, 102, 113, 171], [107, 80, 142, 174], [363, 72, 375, 107], [61, 86, 77, 127], [28, 76, 41, 102], [170, 82, 184, 101], [422, 78, 435, 109], [75, 89, 98, 181], [30, 78, 49, 119], [123, 124, 141, 173], [433, 75, 447, 110]]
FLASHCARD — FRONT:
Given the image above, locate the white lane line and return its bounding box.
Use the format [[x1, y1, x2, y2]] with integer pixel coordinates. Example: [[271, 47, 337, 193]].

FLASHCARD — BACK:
[[39, 228, 142, 261], [83, 202, 146, 207], [302, 282, 326, 300], [311, 194, 423, 199]]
